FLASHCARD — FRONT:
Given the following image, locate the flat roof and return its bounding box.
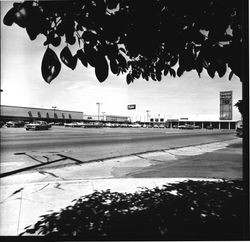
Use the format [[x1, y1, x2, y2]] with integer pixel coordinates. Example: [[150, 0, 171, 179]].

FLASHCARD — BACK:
[[0, 105, 83, 114]]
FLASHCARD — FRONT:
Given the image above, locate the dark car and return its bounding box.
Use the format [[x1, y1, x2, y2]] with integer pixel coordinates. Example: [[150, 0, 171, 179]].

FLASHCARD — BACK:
[[0, 121, 4, 128], [178, 124, 194, 130], [193, 125, 201, 129], [236, 121, 243, 137], [206, 125, 213, 130], [26, 121, 51, 130], [6, 121, 25, 128]]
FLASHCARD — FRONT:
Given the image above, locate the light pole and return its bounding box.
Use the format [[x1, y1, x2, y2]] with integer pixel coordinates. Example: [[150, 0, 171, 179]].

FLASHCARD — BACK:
[[146, 110, 150, 122], [102, 112, 105, 121], [52, 106, 57, 120], [96, 102, 101, 121]]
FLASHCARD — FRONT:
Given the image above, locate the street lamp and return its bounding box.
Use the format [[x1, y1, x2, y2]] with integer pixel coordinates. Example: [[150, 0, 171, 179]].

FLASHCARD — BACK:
[[52, 106, 57, 120], [146, 110, 150, 122], [102, 112, 105, 121], [96, 102, 101, 121]]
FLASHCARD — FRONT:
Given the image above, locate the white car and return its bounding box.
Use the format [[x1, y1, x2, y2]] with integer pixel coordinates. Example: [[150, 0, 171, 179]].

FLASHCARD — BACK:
[[130, 123, 141, 128], [64, 122, 83, 127]]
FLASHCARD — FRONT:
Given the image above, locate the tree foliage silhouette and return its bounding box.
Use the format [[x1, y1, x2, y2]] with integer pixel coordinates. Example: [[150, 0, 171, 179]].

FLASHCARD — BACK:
[[20, 180, 244, 240], [234, 100, 243, 116], [3, 0, 246, 84]]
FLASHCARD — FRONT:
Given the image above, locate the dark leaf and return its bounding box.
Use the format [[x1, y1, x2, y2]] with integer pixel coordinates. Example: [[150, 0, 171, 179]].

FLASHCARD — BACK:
[[107, 0, 118, 9], [51, 36, 61, 47], [84, 44, 99, 67], [106, 45, 119, 60], [117, 54, 127, 69], [60, 46, 77, 70], [110, 58, 119, 74], [13, 2, 32, 28], [41, 47, 61, 83], [156, 70, 162, 81], [126, 73, 133, 84], [3, 7, 16, 26], [82, 31, 97, 43], [169, 55, 178, 67], [169, 68, 176, 77], [95, 57, 109, 82], [217, 63, 227, 78], [207, 65, 216, 78], [164, 67, 169, 76], [26, 24, 40, 40], [229, 71, 234, 80], [66, 34, 76, 45], [151, 73, 156, 81], [77, 49, 88, 67], [177, 67, 184, 77]]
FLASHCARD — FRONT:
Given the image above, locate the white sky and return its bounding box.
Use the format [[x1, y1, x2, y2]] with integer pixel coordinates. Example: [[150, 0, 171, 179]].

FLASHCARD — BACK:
[[1, 1, 242, 121]]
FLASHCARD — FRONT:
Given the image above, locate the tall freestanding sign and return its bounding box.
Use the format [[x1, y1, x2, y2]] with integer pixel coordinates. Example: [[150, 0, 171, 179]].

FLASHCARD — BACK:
[[127, 104, 136, 122], [220, 91, 232, 120]]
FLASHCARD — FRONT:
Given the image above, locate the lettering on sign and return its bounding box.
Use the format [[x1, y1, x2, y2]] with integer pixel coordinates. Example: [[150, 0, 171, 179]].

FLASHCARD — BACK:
[[127, 104, 136, 110]]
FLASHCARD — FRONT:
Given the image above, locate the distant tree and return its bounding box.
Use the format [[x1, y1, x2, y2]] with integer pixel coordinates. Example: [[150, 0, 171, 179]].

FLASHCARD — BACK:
[[234, 100, 243, 116], [3, 0, 246, 84]]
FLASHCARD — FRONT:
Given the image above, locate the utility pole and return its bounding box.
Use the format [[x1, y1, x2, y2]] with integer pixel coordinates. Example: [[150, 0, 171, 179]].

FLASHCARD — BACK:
[[96, 102, 101, 121], [102, 112, 105, 121], [146, 110, 150, 122], [52, 106, 57, 121]]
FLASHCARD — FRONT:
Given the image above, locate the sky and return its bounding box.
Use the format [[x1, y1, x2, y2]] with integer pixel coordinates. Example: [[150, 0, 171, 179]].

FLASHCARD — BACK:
[[1, 1, 242, 121]]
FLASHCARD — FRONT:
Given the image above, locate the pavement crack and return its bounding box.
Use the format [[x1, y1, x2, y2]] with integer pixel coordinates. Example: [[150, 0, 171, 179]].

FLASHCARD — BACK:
[[135, 155, 163, 162], [56, 154, 83, 164], [37, 170, 65, 180], [16, 197, 54, 206], [43, 156, 50, 162], [30, 183, 50, 194], [54, 183, 64, 190], [0, 187, 24, 204], [163, 150, 177, 156], [16, 153, 45, 164]]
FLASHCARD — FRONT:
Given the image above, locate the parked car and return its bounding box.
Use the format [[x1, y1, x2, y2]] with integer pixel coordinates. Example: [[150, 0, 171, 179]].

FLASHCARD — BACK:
[[206, 125, 214, 130], [54, 122, 64, 126], [130, 123, 141, 128], [159, 124, 165, 128], [120, 123, 129, 128], [236, 120, 243, 137], [0, 121, 4, 128], [26, 121, 51, 130], [83, 122, 103, 128], [6, 121, 25, 128], [178, 124, 194, 130], [64, 122, 83, 127], [193, 125, 201, 129]]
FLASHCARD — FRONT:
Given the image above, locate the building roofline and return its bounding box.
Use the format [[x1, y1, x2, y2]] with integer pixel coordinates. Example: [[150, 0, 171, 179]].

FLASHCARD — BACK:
[[0, 105, 83, 114]]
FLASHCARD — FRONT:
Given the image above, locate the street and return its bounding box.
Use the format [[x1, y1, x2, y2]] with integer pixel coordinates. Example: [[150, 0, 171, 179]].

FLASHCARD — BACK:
[[0, 126, 243, 235], [1, 126, 239, 176]]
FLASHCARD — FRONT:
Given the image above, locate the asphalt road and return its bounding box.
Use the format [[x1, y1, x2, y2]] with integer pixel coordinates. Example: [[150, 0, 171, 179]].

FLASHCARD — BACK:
[[1, 126, 237, 175]]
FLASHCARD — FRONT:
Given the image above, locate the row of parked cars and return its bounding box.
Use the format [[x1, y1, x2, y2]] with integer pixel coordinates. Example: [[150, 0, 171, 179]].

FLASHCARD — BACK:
[[63, 122, 170, 128], [1, 120, 214, 131], [0, 120, 52, 130]]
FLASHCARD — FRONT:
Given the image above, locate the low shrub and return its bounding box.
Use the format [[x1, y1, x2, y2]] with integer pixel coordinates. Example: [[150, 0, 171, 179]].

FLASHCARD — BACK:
[[21, 180, 245, 240]]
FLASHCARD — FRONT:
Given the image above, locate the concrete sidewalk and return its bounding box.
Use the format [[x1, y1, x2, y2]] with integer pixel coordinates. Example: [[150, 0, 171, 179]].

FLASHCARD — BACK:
[[0, 138, 242, 235], [0, 177, 223, 236]]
